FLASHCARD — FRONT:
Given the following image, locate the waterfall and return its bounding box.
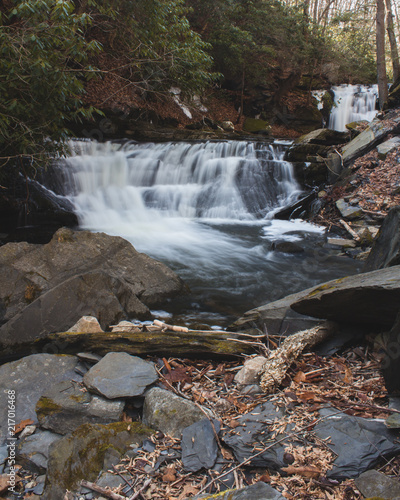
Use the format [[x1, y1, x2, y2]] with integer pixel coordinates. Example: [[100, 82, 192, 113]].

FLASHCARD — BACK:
[[44, 139, 361, 325], [328, 84, 378, 132]]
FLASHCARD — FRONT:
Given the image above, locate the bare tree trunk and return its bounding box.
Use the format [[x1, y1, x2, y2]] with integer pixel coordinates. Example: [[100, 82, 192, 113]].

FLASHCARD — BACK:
[[385, 0, 400, 81], [376, 0, 388, 109]]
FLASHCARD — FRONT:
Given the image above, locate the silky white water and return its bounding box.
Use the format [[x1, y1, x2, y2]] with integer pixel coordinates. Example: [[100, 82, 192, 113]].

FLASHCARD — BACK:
[[47, 139, 361, 325], [329, 84, 378, 132]]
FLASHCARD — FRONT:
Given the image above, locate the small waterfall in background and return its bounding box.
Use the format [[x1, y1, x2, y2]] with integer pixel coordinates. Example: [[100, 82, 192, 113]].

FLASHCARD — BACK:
[[328, 84, 378, 132], [44, 139, 361, 325]]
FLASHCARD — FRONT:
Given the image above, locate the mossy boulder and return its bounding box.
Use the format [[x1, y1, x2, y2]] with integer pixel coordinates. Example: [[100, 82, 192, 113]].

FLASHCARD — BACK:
[[243, 118, 270, 134], [42, 421, 153, 499], [36, 380, 125, 435]]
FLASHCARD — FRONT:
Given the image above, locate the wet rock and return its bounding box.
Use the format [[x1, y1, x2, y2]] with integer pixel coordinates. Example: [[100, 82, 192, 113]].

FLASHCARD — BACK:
[[272, 241, 304, 253], [314, 408, 400, 479], [377, 137, 400, 159], [83, 352, 158, 399], [231, 290, 322, 336], [16, 430, 62, 474], [143, 387, 208, 438], [36, 380, 125, 434], [355, 469, 400, 498], [335, 198, 363, 219], [192, 482, 285, 499], [0, 354, 80, 443], [234, 356, 267, 386], [181, 419, 220, 472], [291, 265, 400, 328], [68, 316, 104, 333], [43, 421, 153, 500], [0, 228, 186, 348], [364, 206, 400, 271]]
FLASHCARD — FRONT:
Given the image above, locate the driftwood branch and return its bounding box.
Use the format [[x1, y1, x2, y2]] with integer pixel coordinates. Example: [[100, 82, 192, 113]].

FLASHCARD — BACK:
[[260, 322, 337, 394], [35, 325, 258, 358], [339, 219, 361, 241]]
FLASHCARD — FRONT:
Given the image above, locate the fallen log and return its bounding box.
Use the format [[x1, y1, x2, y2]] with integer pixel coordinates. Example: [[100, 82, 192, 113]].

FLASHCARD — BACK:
[[30, 326, 259, 359], [259, 321, 337, 394]]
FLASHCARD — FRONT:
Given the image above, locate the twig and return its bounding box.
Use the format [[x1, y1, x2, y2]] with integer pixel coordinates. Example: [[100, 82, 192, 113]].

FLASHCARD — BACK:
[[128, 478, 152, 500], [80, 480, 126, 500], [112, 465, 134, 494]]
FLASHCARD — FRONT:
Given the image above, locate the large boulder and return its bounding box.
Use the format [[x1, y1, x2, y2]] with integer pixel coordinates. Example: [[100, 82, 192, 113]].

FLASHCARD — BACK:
[[0, 228, 185, 348], [364, 206, 400, 271], [291, 265, 400, 328]]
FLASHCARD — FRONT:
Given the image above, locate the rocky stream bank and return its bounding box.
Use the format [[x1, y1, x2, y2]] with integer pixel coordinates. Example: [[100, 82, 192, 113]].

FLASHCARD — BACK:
[[2, 98, 400, 498]]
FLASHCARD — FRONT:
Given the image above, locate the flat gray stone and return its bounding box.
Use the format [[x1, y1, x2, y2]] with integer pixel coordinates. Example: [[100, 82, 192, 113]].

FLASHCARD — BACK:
[[143, 387, 208, 438], [181, 419, 220, 472], [355, 469, 400, 498], [193, 482, 285, 499], [83, 352, 158, 398], [336, 199, 363, 219], [314, 408, 400, 479], [231, 291, 321, 336], [291, 265, 400, 328], [36, 380, 125, 434], [0, 354, 80, 444], [16, 430, 62, 474], [377, 137, 400, 159]]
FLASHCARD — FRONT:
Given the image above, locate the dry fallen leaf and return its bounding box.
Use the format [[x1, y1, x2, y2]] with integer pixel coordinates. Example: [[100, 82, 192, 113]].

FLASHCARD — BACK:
[[294, 371, 306, 383], [14, 419, 34, 434]]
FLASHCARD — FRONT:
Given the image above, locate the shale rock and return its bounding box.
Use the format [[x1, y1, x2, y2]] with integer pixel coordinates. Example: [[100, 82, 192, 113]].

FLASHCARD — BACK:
[[355, 469, 400, 499], [291, 265, 400, 328], [0, 228, 185, 348], [36, 380, 125, 434], [181, 419, 220, 472], [231, 290, 321, 336], [364, 206, 400, 271], [0, 354, 80, 443], [143, 387, 208, 438], [342, 112, 400, 166], [83, 352, 158, 399], [16, 430, 62, 474], [43, 421, 153, 500]]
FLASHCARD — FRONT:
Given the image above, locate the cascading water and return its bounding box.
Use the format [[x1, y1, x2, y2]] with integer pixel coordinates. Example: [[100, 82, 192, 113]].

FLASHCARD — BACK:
[[328, 84, 378, 132], [45, 139, 361, 325]]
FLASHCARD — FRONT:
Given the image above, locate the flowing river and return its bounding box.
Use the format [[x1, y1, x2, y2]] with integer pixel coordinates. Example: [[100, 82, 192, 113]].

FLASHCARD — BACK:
[[44, 139, 361, 326]]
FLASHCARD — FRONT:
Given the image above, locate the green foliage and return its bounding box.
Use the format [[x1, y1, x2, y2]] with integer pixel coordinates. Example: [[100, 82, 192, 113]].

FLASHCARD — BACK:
[[0, 0, 101, 169]]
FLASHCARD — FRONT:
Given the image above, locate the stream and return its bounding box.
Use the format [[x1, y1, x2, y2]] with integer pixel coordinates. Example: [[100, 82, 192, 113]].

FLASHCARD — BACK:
[[42, 139, 362, 327]]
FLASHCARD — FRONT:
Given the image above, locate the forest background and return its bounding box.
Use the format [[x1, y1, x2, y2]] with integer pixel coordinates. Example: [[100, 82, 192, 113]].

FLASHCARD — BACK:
[[0, 0, 399, 174]]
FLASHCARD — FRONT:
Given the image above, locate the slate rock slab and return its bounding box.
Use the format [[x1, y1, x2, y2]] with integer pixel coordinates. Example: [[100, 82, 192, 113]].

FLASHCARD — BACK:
[[42, 421, 153, 500], [291, 265, 400, 327], [143, 387, 208, 438], [221, 402, 292, 469], [83, 352, 158, 398], [192, 482, 285, 499], [36, 380, 125, 434], [181, 419, 220, 472], [0, 354, 80, 444], [314, 408, 400, 479], [16, 430, 61, 474], [354, 469, 400, 499], [364, 206, 400, 271]]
